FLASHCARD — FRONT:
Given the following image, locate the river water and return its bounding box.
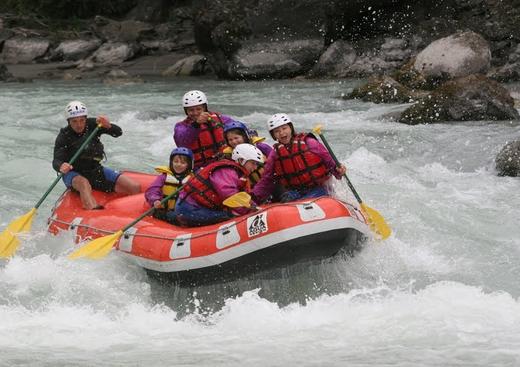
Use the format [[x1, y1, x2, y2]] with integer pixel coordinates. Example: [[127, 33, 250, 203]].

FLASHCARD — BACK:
[[0, 78, 519, 366]]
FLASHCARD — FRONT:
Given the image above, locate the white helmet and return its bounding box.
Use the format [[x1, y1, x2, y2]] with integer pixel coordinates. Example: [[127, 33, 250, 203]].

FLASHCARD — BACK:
[[182, 90, 208, 107], [232, 144, 265, 166], [267, 113, 292, 131], [65, 101, 88, 119]]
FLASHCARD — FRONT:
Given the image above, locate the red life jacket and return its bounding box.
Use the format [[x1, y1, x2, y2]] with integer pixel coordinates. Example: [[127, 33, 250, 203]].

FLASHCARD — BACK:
[[184, 160, 250, 209], [187, 112, 226, 168], [273, 133, 330, 189]]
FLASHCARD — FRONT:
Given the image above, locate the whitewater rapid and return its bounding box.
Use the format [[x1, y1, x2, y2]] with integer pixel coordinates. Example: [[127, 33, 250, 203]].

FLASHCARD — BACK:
[[1, 78, 519, 366]]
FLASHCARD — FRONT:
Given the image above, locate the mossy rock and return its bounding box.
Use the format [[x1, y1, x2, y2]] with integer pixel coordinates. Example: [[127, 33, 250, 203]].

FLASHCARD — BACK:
[[399, 74, 520, 124], [347, 75, 418, 104], [392, 59, 428, 90]]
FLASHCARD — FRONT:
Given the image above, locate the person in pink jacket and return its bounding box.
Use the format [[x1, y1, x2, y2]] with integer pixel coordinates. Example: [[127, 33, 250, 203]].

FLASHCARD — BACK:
[[174, 144, 265, 227], [252, 113, 346, 203]]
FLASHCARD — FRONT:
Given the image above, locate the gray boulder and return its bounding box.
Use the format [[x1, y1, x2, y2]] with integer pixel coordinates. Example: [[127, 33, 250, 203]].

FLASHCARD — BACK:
[[496, 140, 520, 177], [193, 0, 326, 78], [229, 39, 323, 79], [316, 37, 416, 78], [309, 40, 356, 78], [1, 37, 50, 63], [51, 39, 102, 61], [91, 42, 137, 65], [414, 31, 491, 81], [162, 55, 207, 76]]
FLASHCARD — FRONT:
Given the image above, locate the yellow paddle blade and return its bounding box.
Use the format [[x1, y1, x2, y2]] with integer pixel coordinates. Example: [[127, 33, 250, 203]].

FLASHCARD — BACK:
[[222, 146, 233, 154], [68, 230, 123, 260], [250, 136, 266, 144], [361, 203, 391, 240], [312, 124, 323, 135], [0, 208, 36, 258], [223, 192, 251, 208], [0, 232, 20, 258]]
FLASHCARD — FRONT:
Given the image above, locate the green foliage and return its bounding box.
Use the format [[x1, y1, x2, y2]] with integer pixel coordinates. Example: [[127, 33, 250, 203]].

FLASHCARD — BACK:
[[0, 0, 138, 18]]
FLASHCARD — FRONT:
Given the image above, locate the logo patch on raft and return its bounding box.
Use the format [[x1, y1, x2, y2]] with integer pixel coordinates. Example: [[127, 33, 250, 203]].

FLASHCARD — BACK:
[[247, 213, 268, 237]]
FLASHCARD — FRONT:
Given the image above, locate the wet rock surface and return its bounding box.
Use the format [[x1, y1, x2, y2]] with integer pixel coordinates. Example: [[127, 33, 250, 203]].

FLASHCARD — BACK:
[[0, 1, 519, 82], [496, 140, 520, 177], [413, 31, 491, 82], [399, 74, 519, 124]]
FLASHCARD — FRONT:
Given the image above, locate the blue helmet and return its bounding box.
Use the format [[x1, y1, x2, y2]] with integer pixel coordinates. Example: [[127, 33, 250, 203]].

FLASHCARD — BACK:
[[224, 120, 250, 139], [170, 147, 194, 169], [224, 120, 247, 132]]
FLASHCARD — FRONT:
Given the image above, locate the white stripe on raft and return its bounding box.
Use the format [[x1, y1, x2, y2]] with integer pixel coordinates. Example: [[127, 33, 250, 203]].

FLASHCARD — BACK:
[[118, 216, 370, 272]]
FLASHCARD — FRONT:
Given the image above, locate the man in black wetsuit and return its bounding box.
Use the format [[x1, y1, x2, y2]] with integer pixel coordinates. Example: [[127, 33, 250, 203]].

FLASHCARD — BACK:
[[52, 101, 140, 210]]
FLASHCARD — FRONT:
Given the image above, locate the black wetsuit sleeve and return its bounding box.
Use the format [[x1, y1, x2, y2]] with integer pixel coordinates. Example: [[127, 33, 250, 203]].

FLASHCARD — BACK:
[[102, 123, 122, 137], [52, 130, 69, 172], [86, 118, 122, 138]]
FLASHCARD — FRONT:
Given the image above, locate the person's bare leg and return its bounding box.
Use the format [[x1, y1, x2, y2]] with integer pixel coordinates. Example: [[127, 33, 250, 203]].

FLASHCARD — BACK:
[[114, 175, 141, 195], [71, 175, 98, 209]]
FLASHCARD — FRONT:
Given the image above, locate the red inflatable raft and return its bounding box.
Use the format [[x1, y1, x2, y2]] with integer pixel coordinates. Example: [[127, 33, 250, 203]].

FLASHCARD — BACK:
[[48, 172, 370, 285]]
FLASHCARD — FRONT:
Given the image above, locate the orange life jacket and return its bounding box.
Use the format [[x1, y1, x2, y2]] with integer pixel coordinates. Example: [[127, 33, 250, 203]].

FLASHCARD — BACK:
[[187, 112, 226, 168], [183, 160, 250, 209], [273, 133, 330, 189]]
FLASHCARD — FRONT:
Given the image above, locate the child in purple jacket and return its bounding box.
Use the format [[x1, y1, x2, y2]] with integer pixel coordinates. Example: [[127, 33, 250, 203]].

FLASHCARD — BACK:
[[145, 147, 193, 224], [223, 119, 273, 158]]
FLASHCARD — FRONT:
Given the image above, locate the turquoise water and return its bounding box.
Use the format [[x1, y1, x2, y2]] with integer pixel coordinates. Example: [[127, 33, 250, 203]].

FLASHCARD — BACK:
[[1, 78, 519, 366]]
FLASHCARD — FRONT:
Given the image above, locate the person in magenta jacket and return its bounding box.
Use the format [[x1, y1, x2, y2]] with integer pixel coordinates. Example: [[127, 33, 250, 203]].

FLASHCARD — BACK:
[[173, 90, 235, 169], [174, 145, 265, 227], [252, 113, 346, 203]]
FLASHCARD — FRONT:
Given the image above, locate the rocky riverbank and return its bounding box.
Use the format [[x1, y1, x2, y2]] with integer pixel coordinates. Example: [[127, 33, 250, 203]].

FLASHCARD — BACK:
[[1, 0, 520, 175], [2, 1, 520, 82]]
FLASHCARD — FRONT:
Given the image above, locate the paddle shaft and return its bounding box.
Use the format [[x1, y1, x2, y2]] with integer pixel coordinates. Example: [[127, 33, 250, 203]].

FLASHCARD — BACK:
[[120, 183, 245, 233], [34, 125, 102, 209], [122, 186, 184, 231], [316, 132, 363, 205]]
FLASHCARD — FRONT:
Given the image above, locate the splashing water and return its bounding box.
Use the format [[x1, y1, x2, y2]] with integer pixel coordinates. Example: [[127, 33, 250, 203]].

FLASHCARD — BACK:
[[1, 79, 519, 366]]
